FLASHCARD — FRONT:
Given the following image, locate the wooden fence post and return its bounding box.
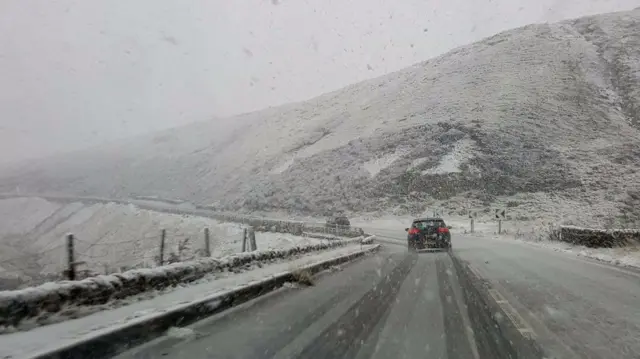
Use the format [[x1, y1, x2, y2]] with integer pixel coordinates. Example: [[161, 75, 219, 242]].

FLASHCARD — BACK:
[[249, 227, 257, 251], [204, 228, 211, 257], [159, 229, 166, 265], [242, 228, 247, 252], [66, 233, 76, 280]]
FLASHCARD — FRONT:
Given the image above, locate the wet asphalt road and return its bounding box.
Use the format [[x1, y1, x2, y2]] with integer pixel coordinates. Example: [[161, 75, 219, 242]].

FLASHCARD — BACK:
[[116, 243, 481, 359], [116, 227, 640, 359], [369, 227, 640, 359], [8, 194, 638, 358], [450, 233, 640, 359]]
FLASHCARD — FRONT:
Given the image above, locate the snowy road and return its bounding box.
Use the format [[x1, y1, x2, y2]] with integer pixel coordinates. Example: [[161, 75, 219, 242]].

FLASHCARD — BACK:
[[117, 242, 482, 359], [366, 227, 640, 359], [451, 233, 640, 359], [117, 228, 640, 359]]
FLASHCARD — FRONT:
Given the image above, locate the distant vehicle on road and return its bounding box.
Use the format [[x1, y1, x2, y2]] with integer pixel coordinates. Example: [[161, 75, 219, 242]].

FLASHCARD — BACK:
[[405, 217, 451, 251], [325, 215, 351, 228]]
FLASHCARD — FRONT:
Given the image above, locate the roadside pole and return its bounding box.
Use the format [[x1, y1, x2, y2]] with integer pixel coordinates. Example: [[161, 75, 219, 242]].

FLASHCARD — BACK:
[[495, 209, 506, 235], [204, 228, 211, 257], [249, 227, 257, 251], [469, 211, 476, 233], [66, 234, 76, 280], [159, 229, 166, 265]]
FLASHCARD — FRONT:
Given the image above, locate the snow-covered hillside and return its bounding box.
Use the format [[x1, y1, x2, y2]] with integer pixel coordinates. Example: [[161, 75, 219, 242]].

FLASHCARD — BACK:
[[2, 9, 640, 224], [0, 197, 325, 288]]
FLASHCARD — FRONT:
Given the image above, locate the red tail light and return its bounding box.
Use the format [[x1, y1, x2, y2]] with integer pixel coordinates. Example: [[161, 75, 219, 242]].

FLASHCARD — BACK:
[[408, 228, 420, 235], [438, 227, 449, 233]]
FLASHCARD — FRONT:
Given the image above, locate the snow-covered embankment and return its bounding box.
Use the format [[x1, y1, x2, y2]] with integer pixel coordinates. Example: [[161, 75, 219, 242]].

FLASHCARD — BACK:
[[0, 235, 374, 330]]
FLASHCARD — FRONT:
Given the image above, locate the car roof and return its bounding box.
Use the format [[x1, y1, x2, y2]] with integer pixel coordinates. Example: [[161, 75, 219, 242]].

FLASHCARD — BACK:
[[412, 218, 445, 222]]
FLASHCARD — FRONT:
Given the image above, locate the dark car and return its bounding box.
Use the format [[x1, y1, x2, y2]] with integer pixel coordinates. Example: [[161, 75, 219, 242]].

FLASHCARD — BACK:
[[325, 216, 350, 227], [405, 217, 451, 251]]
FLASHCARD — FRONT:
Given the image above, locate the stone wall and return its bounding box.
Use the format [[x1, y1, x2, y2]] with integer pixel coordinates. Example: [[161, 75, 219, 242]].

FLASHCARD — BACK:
[[558, 226, 640, 248]]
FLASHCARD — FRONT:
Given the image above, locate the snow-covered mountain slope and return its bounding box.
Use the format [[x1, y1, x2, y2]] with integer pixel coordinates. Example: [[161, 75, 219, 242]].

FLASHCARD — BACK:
[[2, 9, 640, 222]]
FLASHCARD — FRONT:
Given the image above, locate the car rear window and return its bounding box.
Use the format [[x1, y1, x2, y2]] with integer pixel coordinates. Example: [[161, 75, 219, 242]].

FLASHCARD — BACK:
[[412, 220, 445, 229]]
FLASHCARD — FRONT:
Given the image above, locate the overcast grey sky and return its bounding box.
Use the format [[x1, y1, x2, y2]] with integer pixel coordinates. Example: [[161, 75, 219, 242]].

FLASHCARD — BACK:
[[0, 0, 637, 163]]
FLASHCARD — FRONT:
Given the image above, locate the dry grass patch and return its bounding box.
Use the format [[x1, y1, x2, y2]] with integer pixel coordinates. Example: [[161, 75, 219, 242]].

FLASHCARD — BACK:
[[291, 269, 314, 286]]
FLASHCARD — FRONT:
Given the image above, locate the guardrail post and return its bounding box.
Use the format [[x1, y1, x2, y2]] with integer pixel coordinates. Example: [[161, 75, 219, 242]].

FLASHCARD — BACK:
[[498, 219, 502, 235], [470, 218, 475, 233], [159, 229, 166, 265], [66, 234, 76, 280], [204, 228, 211, 257]]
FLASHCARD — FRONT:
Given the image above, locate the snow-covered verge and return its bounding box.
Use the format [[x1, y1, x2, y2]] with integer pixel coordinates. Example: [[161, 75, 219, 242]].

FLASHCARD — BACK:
[[459, 222, 640, 270], [0, 243, 378, 359], [0, 236, 369, 331], [498, 230, 640, 269], [519, 225, 640, 267], [541, 240, 640, 269]]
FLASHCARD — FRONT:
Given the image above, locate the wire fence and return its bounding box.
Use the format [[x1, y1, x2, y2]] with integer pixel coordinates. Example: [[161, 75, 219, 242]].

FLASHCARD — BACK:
[[0, 215, 371, 291], [0, 222, 363, 290], [0, 226, 246, 290]]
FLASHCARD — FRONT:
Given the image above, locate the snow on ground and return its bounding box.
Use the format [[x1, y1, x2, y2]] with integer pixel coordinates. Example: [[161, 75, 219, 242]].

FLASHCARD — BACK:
[[351, 215, 413, 230], [363, 153, 398, 177], [0, 244, 376, 359], [0, 197, 62, 237], [351, 184, 634, 230], [209, 231, 327, 258], [408, 157, 429, 170], [271, 157, 295, 174], [251, 232, 332, 251], [362, 147, 411, 178], [421, 139, 474, 175], [0, 197, 325, 287], [484, 229, 640, 269], [575, 245, 640, 268]]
